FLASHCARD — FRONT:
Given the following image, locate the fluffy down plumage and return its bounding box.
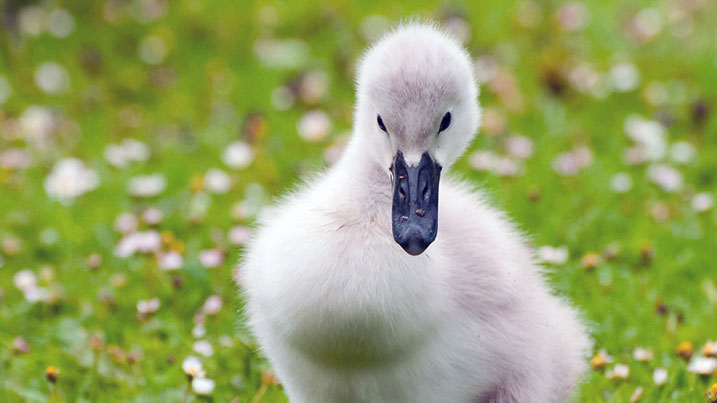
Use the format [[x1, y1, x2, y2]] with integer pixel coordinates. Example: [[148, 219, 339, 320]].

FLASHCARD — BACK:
[[240, 22, 591, 403]]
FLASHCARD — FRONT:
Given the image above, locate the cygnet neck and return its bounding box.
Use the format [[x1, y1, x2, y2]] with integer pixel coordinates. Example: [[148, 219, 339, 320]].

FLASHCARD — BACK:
[[332, 131, 393, 207]]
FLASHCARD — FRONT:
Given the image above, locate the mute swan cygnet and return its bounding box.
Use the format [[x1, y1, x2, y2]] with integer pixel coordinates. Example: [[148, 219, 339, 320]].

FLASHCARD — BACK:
[[241, 23, 591, 403]]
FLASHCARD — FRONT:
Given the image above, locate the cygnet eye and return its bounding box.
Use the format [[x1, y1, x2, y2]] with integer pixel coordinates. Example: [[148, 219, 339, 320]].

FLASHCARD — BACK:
[[377, 115, 388, 133], [438, 112, 451, 133]]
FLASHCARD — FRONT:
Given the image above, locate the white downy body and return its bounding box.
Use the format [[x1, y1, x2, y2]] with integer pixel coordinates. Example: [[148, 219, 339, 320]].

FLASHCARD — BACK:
[[241, 23, 591, 403]]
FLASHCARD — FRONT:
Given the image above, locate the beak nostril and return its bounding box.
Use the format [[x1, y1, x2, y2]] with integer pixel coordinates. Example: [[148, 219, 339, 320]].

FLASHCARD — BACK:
[[392, 151, 440, 256]]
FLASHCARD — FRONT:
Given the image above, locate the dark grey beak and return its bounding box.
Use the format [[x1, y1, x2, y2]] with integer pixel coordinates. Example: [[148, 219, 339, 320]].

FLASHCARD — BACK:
[[390, 151, 442, 256]]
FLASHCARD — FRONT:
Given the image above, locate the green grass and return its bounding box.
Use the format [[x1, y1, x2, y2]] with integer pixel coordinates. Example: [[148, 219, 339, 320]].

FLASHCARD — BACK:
[[0, 0, 716, 401]]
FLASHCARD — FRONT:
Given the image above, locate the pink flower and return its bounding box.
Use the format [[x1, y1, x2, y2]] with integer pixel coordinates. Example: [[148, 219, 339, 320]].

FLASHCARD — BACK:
[[192, 324, 206, 339], [623, 115, 666, 161], [182, 356, 205, 379], [687, 357, 717, 375], [115, 231, 162, 257], [141, 207, 163, 225], [555, 3, 588, 31], [0, 149, 32, 170], [193, 340, 214, 357], [199, 249, 224, 268], [609, 63, 640, 93], [204, 169, 233, 194], [202, 295, 222, 316], [553, 146, 593, 176], [632, 347, 653, 362], [128, 173, 166, 197], [222, 141, 254, 169], [610, 173, 633, 193], [692, 193, 714, 212], [297, 110, 332, 142], [253, 38, 309, 69], [12, 336, 30, 353], [469, 150, 499, 171], [192, 377, 215, 395], [35, 62, 70, 95], [158, 251, 182, 270], [136, 297, 160, 315], [114, 213, 138, 234], [228, 226, 252, 245], [536, 245, 569, 265], [44, 158, 99, 202], [13, 269, 37, 291], [505, 135, 534, 159], [607, 364, 629, 380], [647, 164, 682, 192], [20, 106, 55, 141], [104, 139, 150, 168], [653, 368, 667, 385]]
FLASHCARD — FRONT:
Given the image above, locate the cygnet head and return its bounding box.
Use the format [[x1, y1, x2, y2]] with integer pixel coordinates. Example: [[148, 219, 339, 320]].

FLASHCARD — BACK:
[[353, 22, 481, 256]]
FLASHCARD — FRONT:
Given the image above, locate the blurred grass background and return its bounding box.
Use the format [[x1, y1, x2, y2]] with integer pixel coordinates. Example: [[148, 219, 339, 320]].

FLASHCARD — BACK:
[[0, 0, 716, 401]]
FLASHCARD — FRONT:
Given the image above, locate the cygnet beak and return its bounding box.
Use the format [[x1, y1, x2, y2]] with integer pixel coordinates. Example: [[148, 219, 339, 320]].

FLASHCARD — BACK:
[[390, 151, 441, 256]]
